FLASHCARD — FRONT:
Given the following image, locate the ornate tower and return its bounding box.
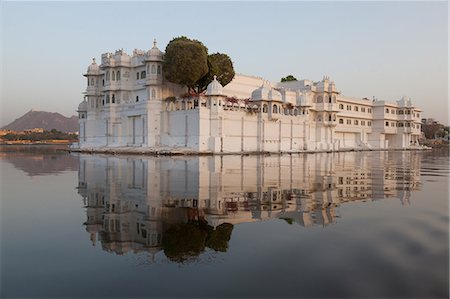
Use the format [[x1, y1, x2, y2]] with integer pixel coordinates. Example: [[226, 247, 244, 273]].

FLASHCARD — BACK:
[[144, 39, 164, 147]]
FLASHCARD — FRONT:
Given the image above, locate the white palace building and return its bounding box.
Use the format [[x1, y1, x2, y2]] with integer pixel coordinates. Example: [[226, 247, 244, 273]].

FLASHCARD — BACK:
[[74, 40, 423, 154]]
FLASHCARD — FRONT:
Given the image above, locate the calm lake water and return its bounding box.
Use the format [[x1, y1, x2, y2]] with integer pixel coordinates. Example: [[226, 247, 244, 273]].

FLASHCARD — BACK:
[[1, 146, 448, 298]]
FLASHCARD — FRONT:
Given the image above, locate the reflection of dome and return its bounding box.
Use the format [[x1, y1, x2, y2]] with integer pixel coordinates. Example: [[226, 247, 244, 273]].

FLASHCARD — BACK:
[[251, 81, 282, 101], [78, 100, 87, 111], [146, 39, 163, 61], [86, 58, 100, 75], [206, 76, 223, 96]]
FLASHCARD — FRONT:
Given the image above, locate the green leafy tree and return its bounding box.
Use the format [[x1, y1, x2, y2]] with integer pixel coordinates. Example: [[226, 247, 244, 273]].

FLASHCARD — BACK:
[[281, 75, 298, 82], [196, 53, 235, 93], [163, 36, 209, 93]]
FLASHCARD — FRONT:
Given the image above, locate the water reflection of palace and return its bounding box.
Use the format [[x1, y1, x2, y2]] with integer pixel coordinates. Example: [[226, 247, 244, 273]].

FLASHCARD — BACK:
[[77, 152, 421, 259]]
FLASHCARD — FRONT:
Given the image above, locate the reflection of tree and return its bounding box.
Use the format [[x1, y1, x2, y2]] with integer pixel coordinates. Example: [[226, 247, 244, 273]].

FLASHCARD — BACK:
[[162, 220, 234, 262], [206, 223, 233, 252]]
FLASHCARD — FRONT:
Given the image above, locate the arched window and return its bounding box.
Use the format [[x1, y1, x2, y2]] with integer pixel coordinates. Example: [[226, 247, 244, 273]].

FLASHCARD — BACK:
[[328, 96, 332, 103], [328, 114, 332, 121], [263, 104, 268, 113], [141, 71, 146, 79], [102, 79, 105, 86], [87, 78, 90, 86], [91, 78, 94, 86], [293, 109, 298, 116], [111, 71, 115, 81], [151, 89, 156, 99], [136, 96, 139, 102], [106, 71, 110, 81], [116, 71, 120, 81], [112, 94, 115, 104], [339, 119, 344, 124], [273, 105, 278, 114], [157, 65, 161, 74], [137, 72, 140, 80], [181, 101, 186, 110], [151, 65, 156, 74], [339, 104, 344, 109]]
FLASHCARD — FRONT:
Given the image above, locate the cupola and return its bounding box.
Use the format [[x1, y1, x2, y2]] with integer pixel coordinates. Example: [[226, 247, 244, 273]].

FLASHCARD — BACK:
[[86, 58, 100, 75], [78, 100, 87, 112], [206, 76, 224, 96], [251, 81, 282, 102], [146, 39, 164, 62]]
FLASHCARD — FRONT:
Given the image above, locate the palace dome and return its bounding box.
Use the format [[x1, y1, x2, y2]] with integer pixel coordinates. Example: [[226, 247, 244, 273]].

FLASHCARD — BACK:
[[251, 81, 281, 101], [206, 76, 223, 96], [251, 81, 271, 100], [268, 88, 282, 102], [146, 39, 163, 61], [86, 58, 100, 75], [78, 100, 87, 112]]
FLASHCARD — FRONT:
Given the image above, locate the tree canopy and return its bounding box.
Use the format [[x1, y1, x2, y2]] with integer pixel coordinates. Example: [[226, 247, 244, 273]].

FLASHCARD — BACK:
[[195, 53, 235, 93], [163, 36, 209, 92], [163, 36, 235, 94], [281, 75, 298, 82]]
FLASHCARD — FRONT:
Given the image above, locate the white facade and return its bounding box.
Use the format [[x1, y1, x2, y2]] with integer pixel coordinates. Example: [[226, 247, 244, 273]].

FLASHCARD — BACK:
[[76, 42, 423, 153]]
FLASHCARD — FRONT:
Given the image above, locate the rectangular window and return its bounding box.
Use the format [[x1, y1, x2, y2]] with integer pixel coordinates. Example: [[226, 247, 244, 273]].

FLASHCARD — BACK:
[[347, 105, 351, 110], [354, 106, 359, 112], [386, 108, 389, 113], [361, 121, 365, 126], [354, 120, 359, 125], [385, 121, 389, 126], [361, 107, 366, 112], [368, 108, 372, 113], [368, 121, 372, 126], [347, 119, 351, 125]]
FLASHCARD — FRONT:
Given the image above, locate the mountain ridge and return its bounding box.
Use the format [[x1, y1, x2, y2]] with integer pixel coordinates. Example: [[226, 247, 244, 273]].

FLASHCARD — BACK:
[[2, 110, 78, 133]]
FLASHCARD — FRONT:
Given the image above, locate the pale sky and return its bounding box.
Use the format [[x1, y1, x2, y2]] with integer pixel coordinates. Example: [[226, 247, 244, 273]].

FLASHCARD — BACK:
[[1, 1, 448, 126]]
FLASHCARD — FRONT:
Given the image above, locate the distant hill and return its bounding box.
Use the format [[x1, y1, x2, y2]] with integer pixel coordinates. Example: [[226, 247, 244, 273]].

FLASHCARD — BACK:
[[2, 110, 78, 133]]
